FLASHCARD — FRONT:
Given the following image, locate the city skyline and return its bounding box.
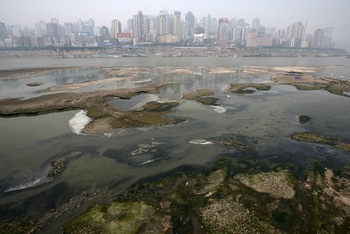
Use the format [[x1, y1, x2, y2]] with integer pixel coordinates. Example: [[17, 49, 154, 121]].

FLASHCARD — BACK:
[[1, 0, 349, 43], [0, 0, 349, 50]]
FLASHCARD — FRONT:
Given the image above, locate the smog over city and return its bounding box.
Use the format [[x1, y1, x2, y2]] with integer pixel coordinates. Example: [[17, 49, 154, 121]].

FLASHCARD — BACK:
[[1, 0, 350, 234], [0, 0, 350, 49]]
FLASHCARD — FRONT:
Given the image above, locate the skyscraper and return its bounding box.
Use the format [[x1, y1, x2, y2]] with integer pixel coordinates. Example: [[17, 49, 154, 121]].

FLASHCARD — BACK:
[[132, 11, 150, 42], [157, 11, 168, 36], [312, 27, 334, 48], [0, 22, 8, 40], [110, 19, 122, 39], [246, 29, 257, 47], [171, 11, 182, 36], [133, 11, 145, 41], [286, 21, 305, 47], [217, 18, 229, 45], [185, 11, 195, 38], [252, 18, 260, 31]]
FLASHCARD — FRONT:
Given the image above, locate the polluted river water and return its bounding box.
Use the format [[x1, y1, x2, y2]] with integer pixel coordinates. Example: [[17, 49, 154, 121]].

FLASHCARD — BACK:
[[0, 57, 350, 232]]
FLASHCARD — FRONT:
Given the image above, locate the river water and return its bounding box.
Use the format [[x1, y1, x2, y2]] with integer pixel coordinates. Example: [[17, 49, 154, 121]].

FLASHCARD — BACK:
[[0, 56, 350, 223]]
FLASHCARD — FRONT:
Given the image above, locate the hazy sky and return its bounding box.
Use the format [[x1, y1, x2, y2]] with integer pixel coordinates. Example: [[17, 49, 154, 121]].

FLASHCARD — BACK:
[[1, 0, 349, 46]]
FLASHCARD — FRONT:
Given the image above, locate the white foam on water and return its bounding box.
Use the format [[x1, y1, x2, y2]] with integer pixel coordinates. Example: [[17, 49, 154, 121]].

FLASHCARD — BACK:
[[69, 110, 92, 134], [212, 105, 227, 113], [189, 139, 214, 145], [139, 158, 161, 165], [4, 176, 48, 193]]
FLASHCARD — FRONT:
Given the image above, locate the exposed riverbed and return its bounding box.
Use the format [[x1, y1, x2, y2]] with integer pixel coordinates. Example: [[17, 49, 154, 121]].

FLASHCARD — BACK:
[[0, 57, 350, 233]]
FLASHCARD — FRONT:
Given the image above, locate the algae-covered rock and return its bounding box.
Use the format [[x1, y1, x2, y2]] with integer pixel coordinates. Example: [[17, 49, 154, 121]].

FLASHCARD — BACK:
[[200, 199, 279, 234], [65, 201, 170, 234], [298, 115, 311, 124], [235, 170, 295, 199], [215, 136, 249, 150], [182, 88, 218, 105], [291, 132, 335, 145], [0, 216, 38, 234], [195, 169, 227, 196], [291, 132, 350, 152], [229, 83, 271, 94]]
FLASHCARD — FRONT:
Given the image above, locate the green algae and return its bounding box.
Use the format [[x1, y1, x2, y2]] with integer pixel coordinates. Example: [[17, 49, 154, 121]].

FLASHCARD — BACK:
[[66, 201, 157, 234], [3, 157, 350, 233], [0, 216, 38, 234]]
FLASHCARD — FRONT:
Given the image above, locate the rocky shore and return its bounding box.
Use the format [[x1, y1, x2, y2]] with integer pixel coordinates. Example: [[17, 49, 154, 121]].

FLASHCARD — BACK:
[[2, 158, 349, 233]]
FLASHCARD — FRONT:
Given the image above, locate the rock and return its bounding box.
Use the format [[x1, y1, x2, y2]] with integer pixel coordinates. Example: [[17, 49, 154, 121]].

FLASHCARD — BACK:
[[65, 201, 172, 234], [26, 82, 43, 87], [234, 170, 295, 199], [298, 115, 311, 124]]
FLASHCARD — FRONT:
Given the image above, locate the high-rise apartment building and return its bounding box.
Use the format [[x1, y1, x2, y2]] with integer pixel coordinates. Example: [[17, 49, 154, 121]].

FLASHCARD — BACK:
[[217, 18, 229, 45], [312, 27, 334, 48], [0, 22, 8, 40], [252, 18, 260, 31], [132, 11, 150, 41], [185, 11, 195, 38], [157, 11, 168, 36], [246, 29, 257, 47], [110, 19, 122, 39], [171, 11, 182, 36], [286, 21, 305, 47]]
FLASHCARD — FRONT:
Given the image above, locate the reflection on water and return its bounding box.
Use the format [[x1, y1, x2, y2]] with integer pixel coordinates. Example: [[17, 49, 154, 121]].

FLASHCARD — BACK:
[[0, 68, 102, 98], [0, 59, 350, 225], [109, 93, 159, 111]]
